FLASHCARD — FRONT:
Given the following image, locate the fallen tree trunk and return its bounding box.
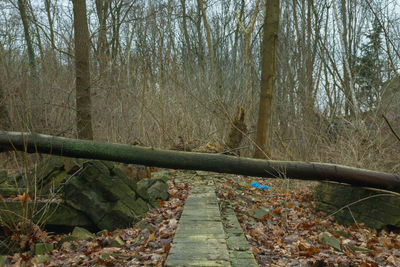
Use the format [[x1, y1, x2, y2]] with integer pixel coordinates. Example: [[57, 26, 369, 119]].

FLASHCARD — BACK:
[[1, 131, 400, 193]]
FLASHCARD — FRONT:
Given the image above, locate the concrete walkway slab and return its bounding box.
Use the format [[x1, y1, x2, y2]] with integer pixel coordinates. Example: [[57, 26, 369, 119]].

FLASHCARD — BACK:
[[165, 180, 258, 267]]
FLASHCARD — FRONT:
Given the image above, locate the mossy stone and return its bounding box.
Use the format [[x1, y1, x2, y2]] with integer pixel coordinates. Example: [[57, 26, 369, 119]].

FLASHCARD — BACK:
[[35, 243, 54, 255], [107, 236, 125, 247], [148, 180, 169, 201], [315, 182, 400, 231], [71, 227, 95, 240], [98, 201, 136, 230]]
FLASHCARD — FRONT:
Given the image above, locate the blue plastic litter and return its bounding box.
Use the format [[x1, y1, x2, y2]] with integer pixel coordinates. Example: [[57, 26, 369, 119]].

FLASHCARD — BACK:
[[251, 182, 272, 190]]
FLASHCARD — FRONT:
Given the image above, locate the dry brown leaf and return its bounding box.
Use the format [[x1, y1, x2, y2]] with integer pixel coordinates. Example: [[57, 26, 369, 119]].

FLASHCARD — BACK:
[[17, 192, 30, 202]]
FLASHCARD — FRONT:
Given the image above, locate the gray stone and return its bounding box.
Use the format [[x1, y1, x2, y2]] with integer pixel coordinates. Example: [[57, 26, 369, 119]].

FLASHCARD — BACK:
[[97, 201, 137, 230], [71, 227, 95, 240], [0, 201, 93, 231], [137, 178, 169, 201], [0, 160, 169, 233], [62, 160, 169, 231], [315, 182, 400, 231], [107, 236, 125, 247], [148, 180, 169, 200]]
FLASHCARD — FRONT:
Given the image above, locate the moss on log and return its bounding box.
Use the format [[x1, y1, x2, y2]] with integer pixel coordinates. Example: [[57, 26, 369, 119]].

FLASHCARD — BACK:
[[1, 131, 400, 193]]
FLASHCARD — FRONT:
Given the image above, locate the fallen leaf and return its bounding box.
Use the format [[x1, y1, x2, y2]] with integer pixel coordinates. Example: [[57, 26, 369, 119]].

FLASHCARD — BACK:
[[146, 232, 156, 244], [18, 192, 30, 202], [163, 243, 171, 253], [320, 233, 342, 252]]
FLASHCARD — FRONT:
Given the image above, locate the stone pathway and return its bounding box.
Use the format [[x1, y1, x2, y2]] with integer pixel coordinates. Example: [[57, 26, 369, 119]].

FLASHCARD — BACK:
[[165, 180, 258, 267]]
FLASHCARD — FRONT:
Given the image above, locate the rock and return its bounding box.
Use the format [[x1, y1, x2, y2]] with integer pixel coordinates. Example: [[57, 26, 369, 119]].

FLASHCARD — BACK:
[[148, 180, 169, 201], [248, 207, 270, 220], [137, 178, 169, 201], [107, 236, 125, 247], [0, 159, 169, 234], [136, 179, 153, 199], [33, 156, 66, 193], [315, 182, 400, 231], [71, 227, 95, 240], [60, 157, 83, 174], [0, 201, 94, 232], [97, 201, 138, 230], [63, 160, 167, 231], [35, 243, 54, 255], [14, 156, 67, 194]]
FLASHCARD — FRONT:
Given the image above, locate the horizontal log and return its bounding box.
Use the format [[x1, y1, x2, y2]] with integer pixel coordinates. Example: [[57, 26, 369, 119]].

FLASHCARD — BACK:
[[1, 131, 400, 193]]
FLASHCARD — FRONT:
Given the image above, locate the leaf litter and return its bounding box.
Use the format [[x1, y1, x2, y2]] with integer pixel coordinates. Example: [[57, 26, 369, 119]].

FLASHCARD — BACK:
[[214, 175, 400, 267], [2, 170, 190, 267], [2, 171, 400, 266]]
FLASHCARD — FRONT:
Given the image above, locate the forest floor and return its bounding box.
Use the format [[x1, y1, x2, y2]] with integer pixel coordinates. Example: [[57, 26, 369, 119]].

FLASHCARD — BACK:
[[2, 170, 400, 266]]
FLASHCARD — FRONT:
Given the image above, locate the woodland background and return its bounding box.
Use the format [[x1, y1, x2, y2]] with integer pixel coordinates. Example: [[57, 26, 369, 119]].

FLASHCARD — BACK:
[[0, 0, 399, 172]]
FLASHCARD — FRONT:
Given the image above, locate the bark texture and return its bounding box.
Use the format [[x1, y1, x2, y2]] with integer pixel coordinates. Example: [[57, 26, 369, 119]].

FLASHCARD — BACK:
[[1, 131, 400, 193], [73, 0, 93, 140], [254, 0, 280, 158]]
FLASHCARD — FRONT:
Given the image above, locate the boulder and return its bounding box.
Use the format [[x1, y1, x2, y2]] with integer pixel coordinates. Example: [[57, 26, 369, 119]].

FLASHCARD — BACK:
[[0, 159, 170, 233], [14, 156, 67, 195], [71, 226, 95, 240], [315, 182, 400, 231], [63, 160, 168, 231], [0, 201, 94, 232], [35, 243, 54, 255], [137, 178, 169, 201]]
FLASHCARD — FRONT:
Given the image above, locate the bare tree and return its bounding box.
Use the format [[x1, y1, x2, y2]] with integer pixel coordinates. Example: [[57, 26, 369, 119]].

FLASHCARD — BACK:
[[17, 0, 39, 116], [95, 0, 110, 78], [72, 0, 93, 140], [254, 0, 280, 158]]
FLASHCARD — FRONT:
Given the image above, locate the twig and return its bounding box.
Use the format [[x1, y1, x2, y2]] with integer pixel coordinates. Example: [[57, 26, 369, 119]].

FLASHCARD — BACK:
[[274, 131, 294, 161], [382, 114, 400, 143]]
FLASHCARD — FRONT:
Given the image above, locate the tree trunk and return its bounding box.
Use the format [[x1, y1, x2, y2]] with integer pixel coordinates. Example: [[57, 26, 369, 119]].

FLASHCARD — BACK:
[[17, 0, 39, 117], [95, 0, 109, 78], [72, 0, 93, 140], [235, 0, 261, 107], [0, 45, 10, 129], [180, 0, 193, 63], [44, 0, 56, 51], [0, 84, 10, 130], [1, 131, 400, 193], [195, 6, 204, 72], [198, 0, 214, 73], [254, 0, 280, 158]]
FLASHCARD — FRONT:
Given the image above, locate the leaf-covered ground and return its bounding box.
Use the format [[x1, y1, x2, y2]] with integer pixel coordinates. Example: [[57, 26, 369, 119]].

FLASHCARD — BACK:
[[214, 175, 400, 267], [3, 170, 190, 266], [2, 170, 400, 266]]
